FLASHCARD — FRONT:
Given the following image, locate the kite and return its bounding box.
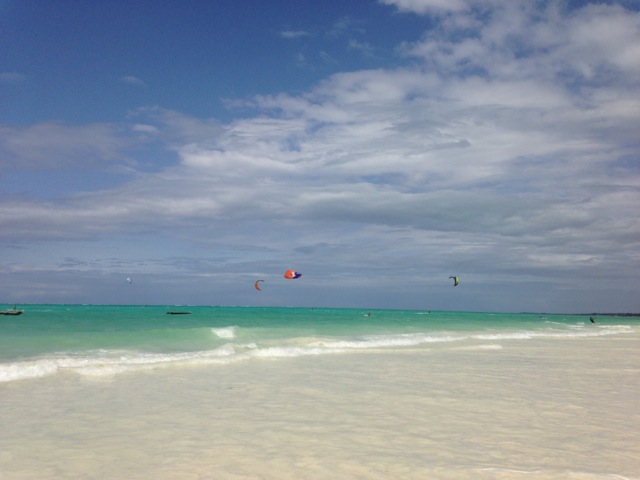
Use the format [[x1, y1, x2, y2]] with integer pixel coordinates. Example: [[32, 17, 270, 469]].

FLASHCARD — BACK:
[[284, 269, 302, 279], [255, 279, 264, 291], [126, 277, 132, 284], [449, 276, 459, 286]]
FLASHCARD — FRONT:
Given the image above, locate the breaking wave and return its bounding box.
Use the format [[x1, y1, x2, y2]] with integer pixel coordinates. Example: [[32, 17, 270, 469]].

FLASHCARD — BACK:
[[1, 324, 634, 383]]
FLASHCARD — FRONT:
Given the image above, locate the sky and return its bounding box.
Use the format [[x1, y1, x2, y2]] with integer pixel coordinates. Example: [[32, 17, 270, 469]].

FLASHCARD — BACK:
[[1, 0, 639, 312]]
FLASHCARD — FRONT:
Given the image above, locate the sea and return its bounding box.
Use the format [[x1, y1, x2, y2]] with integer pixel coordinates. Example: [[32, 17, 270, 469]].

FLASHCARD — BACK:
[[1, 305, 639, 479]]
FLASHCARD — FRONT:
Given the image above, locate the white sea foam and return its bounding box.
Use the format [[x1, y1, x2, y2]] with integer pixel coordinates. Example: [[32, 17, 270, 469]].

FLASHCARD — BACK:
[[474, 326, 633, 341], [251, 346, 343, 358], [0, 359, 59, 382], [312, 333, 464, 350], [211, 326, 237, 339], [453, 344, 503, 351], [0, 325, 635, 383], [474, 332, 535, 340], [0, 345, 243, 382], [2, 335, 418, 381]]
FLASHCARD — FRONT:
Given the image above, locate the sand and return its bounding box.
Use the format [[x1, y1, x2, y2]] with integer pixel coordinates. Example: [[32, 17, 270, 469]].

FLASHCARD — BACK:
[[1, 335, 639, 479]]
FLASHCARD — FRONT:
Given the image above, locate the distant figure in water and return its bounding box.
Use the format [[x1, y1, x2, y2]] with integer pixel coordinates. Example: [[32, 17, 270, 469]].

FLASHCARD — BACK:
[[590, 317, 595, 323]]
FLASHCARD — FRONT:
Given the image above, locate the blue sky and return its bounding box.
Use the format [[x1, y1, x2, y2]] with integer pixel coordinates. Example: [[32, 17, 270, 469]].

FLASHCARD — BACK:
[[1, 0, 639, 312]]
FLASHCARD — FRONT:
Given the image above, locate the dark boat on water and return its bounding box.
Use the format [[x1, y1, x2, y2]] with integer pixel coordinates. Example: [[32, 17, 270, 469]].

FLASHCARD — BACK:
[[1, 309, 23, 316], [166, 311, 191, 315]]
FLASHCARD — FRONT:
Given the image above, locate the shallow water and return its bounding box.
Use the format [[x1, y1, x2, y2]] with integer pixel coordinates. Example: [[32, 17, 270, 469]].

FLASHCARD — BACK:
[[0, 306, 633, 382], [2, 319, 639, 479]]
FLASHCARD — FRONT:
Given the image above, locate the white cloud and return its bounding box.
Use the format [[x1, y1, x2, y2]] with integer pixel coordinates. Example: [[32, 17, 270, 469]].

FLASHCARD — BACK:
[[280, 30, 310, 39], [562, 4, 640, 76], [399, 1, 640, 91], [132, 124, 159, 134], [348, 39, 377, 58], [0, 72, 26, 83], [120, 75, 146, 86], [0, 122, 129, 170], [380, 0, 469, 14]]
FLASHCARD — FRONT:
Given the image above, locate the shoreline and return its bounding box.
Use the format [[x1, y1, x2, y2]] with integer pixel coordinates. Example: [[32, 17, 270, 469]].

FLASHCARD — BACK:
[[2, 334, 639, 479]]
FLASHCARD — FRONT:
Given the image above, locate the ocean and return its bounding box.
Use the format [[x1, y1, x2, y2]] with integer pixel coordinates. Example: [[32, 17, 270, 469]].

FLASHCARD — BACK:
[[1, 305, 639, 479]]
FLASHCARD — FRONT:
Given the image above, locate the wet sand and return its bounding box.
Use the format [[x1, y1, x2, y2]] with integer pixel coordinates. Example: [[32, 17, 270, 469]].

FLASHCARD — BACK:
[[1, 335, 639, 479]]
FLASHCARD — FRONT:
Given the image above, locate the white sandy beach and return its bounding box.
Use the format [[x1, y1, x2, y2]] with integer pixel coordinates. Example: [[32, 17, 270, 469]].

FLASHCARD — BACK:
[[1, 334, 639, 479]]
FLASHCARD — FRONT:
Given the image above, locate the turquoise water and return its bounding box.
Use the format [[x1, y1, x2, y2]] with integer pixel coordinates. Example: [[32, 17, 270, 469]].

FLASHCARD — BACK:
[[1, 305, 636, 382], [2, 305, 639, 479]]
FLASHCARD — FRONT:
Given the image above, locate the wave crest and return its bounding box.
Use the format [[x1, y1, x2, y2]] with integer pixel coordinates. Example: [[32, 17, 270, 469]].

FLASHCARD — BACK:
[[211, 326, 237, 339], [1, 325, 634, 383]]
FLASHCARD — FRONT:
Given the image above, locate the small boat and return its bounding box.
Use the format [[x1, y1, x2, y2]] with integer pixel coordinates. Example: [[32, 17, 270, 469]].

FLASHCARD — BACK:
[[166, 311, 191, 315], [1, 309, 23, 316]]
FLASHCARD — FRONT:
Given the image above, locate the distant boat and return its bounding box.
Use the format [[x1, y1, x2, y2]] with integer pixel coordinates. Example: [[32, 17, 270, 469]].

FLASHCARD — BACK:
[[166, 311, 191, 315], [1, 309, 23, 316]]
